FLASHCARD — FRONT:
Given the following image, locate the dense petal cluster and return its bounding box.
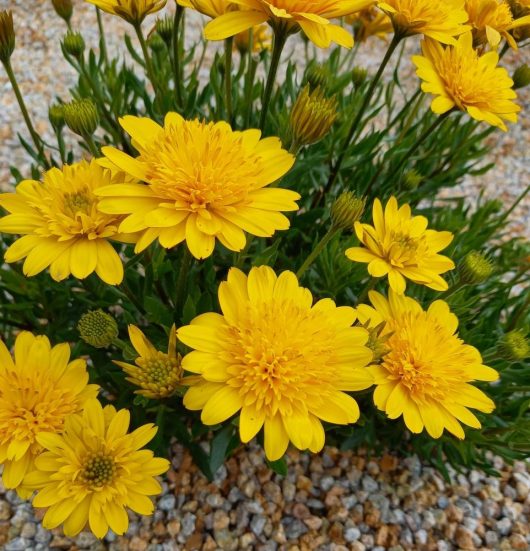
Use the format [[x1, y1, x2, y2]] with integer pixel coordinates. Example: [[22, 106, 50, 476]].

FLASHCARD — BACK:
[[97, 114, 299, 259], [24, 399, 170, 538], [85, 0, 167, 24], [0, 333, 98, 494], [177, 266, 374, 461], [346, 197, 454, 294], [204, 0, 374, 49], [413, 33, 521, 130], [0, 160, 134, 285], [357, 291, 499, 439], [115, 325, 183, 399], [377, 0, 470, 43]]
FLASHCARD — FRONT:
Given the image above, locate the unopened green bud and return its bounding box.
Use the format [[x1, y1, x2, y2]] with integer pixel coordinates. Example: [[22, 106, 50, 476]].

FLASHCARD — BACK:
[[497, 329, 529, 361], [78, 309, 119, 349], [458, 251, 494, 285], [49, 104, 65, 130], [52, 0, 73, 24], [64, 99, 99, 137], [403, 169, 423, 191], [331, 192, 366, 231], [62, 30, 85, 58], [290, 85, 338, 149], [149, 33, 165, 53], [0, 10, 15, 64], [513, 64, 530, 89], [304, 64, 329, 91], [352, 67, 368, 88], [156, 16, 173, 44], [361, 320, 391, 363]]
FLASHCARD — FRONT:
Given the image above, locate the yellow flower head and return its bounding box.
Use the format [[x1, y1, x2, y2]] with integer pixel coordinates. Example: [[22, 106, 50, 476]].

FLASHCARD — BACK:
[[0, 160, 134, 285], [177, 266, 374, 461], [346, 197, 455, 294], [96, 114, 299, 259], [85, 0, 167, 24], [204, 0, 374, 49], [358, 290, 499, 439], [377, 0, 470, 44], [346, 6, 393, 42], [115, 325, 183, 399], [24, 399, 169, 538], [412, 33, 521, 131], [465, 0, 530, 49], [177, 0, 233, 17], [235, 24, 272, 53], [0, 333, 98, 494]]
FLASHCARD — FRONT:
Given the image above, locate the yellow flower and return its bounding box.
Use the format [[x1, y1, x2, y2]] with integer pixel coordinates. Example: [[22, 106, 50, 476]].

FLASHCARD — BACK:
[[0, 332, 98, 494], [412, 33, 521, 131], [358, 290, 499, 439], [377, 0, 470, 44], [204, 0, 374, 49], [465, 0, 530, 49], [345, 197, 454, 294], [115, 325, 183, 399], [176, 0, 233, 17], [96, 114, 299, 259], [177, 266, 374, 461], [235, 24, 272, 53], [346, 6, 393, 42], [0, 160, 135, 285], [85, 0, 167, 24], [25, 399, 170, 538]]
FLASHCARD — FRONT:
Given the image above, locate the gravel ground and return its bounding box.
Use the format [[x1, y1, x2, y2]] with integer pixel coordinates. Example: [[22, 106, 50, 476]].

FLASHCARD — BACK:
[[0, 2, 529, 550]]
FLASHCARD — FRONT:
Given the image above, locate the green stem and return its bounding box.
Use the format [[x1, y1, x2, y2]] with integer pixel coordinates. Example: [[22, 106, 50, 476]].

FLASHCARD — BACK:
[[95, 7, 109, 66], [507, 289, 530, 331], [296, 227, 339, 279], [439, 280, 468, 301], [224, 37, 234, 123], [175, 249, 192, 316], [259, 27, 288, 131], [322, 35, 402, 201], [119, 281, 146, 315], [55, 128, 67, 164], [84, 134, 99, 156], [133, 22, 160, 107], [172, 5, 184, 109], [496, 183, 530, 228], [3, 59, 50, 169], [244, 55, 258, 128]]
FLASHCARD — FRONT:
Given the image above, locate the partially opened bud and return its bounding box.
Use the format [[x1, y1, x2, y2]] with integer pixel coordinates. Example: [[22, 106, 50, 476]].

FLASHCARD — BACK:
[[78, 309, 119, 349], [49, 104, 65, 130], [497, 329, 529, 361], [64, 98, 99, 137], [156, 16, 173, 45], [290, 85, 337, 150], [513, 64, 530, 89], [304, 64, 329, 91], [331, 191, 366, 231], [458, 251, 494, 285], [149, 33, 165, 52], [62, 30, 85, 58], [352, 67, 368, 88], [52, 0, 73, 24], [0, 10, 15, 64]]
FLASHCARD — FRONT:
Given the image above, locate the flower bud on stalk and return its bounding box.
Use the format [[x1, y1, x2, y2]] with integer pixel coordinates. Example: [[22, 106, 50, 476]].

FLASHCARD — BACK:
[[49, 104, 65, 130], [149, 33, 165, 53], [497, 329, 529, 361], [64, 98, 99, 138], [155, 16, 173, 45], [0, 10, 15, 64], [304, 64, 329, 91], [62, 30, 85, 59], [290, 85, 338, 150], [352, 67, 368, 88], [513, 64, 530, 89], [458, 251, 494, 285], [331, 192, 366, 232], [52, 0, 73, 25], [78, 309, 119, 349]]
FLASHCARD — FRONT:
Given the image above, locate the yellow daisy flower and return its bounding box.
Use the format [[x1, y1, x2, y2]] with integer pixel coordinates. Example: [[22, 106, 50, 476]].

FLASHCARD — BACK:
[[85, 0, 167, 24], [176, 0, 233, 17], [358, 290, 499, 439], [24, 399, 170, 538], [115, 325, 183, 399], [203, 0, 374, 49], [177, 266, 374, 461], [96, 114, 299, 259], [0, 160, 135, 285], [345, 197, 455, 294], [412, 33, 521, 131], [346, 6, 393, 43], [465, 0, 530, 49], [0, 332, 98, 495], [377, 0, 470, 44]]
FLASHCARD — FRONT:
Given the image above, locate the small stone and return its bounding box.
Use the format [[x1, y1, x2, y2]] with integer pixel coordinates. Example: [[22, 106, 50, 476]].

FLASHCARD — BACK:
[[181, 513, 197, 537], [206, 493, 224, 508], [283, 518, 308, 540], [485, 531, 499, 547], [509, 533, 528, 550], [292, 503, 310, 519], [303, 516, 323, 531], [415, 529, 428, 545], [75, 532, 98, 548], [5, 537, 29, 551], [361, 476, 378, 493], [49, 536, 74, 549], [250, 515, 267, 537], [20, 522, 36, 539], [344, 527, 361, 542], [35, 525, 52, 544], [158, 494, 176, 511], [240, 533, 256, 548], [213, 510, 230, 530], [497, 517, 513, 536], [168, 519, 181, 537], [351, 543, 366, 551], [455, 527, 475, 550], [128, 537, 148, 551], [0, 502, 11, 521]]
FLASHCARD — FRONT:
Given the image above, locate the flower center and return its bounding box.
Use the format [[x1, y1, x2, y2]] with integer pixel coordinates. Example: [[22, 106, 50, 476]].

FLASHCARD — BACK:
[[63, 189, 95, 217], [80, 453, 116, 488], [142, 355, 180, 385]]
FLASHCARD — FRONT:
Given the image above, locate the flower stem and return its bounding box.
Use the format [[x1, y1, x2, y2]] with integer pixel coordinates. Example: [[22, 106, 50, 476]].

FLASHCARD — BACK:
[[84, 133, 99, 156], [224, 37, 234, 123], [172, 5, 185, 109], [133, 22, 160, 108], [259, 27, 288, 131], [95, 7, 109, 66], [296, 227, 339, 280], [175, 248, 192, 317], [439, 280, 468, 301], [3, 59, 50, 169]]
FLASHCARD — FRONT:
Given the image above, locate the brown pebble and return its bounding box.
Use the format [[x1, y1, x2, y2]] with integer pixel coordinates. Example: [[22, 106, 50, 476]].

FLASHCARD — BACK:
[[213, 510, 230, 530], [304, 515, 323, 531], [510, 534, 529, 550], [127, 537, 148, 551], [293, 503, 311, 519], [455, 526, 476, 550], [167, 519, 181, 537]]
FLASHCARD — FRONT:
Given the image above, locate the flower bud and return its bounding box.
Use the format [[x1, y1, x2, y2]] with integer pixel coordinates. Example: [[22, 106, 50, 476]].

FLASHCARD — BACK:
[[352, 67, 368, 88], [78, 309, 119, 349], [331, 192, 366, 231], [497, 329, 529, 361], [62, 30, 85, 59], [0, 10, 15, 64], [49, 104, 65, 130], [304, 64, 329, 91], [52, 0, 73, 24], [458, 251, 494, 285], [290, 85, 338, 149], [64, 99, 99, 137], [156, 16, 174, 45], [513, 64, 530, 89], [403, 169, 423, 191], [149, 33, 165, 53]]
